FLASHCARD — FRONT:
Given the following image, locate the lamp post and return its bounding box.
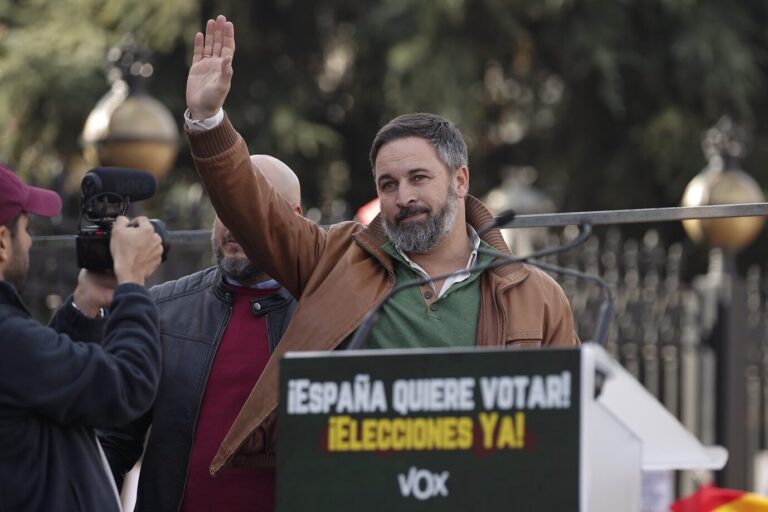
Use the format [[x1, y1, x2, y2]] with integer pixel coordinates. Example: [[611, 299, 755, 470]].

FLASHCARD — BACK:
[[681, 117, 765, 489], [82, 35, 178, 179], [682, 117, 764, 251]]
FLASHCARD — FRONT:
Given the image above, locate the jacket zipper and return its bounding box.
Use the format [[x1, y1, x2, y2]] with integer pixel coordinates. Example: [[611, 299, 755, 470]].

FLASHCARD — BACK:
[[211, 294, 295, 475], [175, 302, 232, 512], [266, 311, 278, 355]]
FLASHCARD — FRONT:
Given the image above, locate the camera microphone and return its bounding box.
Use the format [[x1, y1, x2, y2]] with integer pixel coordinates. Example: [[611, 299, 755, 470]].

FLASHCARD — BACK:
[[77, 167, 170, 270], [81, 167, 157, 202]]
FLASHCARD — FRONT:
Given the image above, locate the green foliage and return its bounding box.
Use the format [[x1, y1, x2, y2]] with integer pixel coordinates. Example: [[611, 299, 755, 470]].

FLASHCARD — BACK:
[[2, 0, 768, 237], [0, 0, 197, 181]]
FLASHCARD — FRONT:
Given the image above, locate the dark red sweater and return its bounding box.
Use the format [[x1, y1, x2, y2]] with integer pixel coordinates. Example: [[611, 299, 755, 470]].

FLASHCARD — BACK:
[[181, 285, 277, 512]]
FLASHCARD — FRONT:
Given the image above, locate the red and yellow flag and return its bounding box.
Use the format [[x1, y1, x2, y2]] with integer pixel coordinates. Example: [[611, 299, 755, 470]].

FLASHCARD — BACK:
[[671, 485, 768, 511]]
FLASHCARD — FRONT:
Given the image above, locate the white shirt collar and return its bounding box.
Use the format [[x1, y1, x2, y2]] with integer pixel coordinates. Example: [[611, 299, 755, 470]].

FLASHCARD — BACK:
[[394, 225, 481, 299], [223, 276, 279, 289]]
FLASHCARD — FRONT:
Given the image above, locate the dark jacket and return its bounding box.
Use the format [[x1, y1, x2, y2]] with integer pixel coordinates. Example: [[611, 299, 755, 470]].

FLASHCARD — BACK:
[[187, 116, 578, 473], [0, 281, 160, 512], [99, 266, 297, 512]]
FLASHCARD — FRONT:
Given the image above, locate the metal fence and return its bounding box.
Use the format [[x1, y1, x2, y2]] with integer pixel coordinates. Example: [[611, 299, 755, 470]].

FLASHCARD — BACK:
[[24, 225, 768, 494]]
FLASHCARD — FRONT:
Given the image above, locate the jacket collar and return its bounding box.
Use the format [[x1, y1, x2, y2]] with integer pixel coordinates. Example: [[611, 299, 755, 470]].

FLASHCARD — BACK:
[[0, 280, 30, 315], [210, 267, 294, 305], [210, 268, 232, 303], [354, 195, 528, 283]]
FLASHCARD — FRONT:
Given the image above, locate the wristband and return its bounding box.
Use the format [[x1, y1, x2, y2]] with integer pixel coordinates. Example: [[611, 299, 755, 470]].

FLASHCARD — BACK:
[[71, 300, 106, 319]]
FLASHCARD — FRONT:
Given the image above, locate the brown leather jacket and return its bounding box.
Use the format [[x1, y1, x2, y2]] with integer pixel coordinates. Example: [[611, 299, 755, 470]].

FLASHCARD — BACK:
[[188, 116, 579, 474]]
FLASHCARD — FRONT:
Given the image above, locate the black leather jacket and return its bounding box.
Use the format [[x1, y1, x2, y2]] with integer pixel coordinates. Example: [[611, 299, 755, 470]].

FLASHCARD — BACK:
[[99, 266, 296, 512]]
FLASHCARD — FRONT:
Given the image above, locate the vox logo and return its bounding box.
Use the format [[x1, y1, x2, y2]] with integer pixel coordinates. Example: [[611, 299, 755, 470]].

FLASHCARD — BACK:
[[397, 467, 450, 500]]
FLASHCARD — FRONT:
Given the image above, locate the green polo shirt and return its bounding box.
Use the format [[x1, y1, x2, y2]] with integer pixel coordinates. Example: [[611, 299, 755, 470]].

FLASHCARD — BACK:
[[361, 237, 498, 349]]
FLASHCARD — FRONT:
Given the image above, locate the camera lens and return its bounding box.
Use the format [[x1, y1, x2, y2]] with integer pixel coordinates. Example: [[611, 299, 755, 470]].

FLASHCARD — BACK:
[[81, 173, 101, 198]]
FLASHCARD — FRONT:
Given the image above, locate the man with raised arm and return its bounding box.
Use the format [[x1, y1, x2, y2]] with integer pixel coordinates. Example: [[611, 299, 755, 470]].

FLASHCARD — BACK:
[[185, 15, 577, 480]]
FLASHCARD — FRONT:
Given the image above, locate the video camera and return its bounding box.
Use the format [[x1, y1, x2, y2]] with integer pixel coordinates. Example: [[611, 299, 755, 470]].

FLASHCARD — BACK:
[[76, 167, 170, 270]]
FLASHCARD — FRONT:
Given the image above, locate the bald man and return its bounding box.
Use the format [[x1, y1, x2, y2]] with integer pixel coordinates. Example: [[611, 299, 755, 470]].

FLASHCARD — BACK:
[[99, 156, 302, 512]]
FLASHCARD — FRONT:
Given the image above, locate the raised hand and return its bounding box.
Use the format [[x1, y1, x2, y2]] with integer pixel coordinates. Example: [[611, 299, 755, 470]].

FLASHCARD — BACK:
[[186, 15, 235, 120]]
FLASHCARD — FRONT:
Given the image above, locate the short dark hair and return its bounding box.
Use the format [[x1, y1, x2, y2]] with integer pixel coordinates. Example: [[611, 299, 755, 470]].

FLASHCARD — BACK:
[[369, 113, 468, 175], [4, 213, 20, 237]]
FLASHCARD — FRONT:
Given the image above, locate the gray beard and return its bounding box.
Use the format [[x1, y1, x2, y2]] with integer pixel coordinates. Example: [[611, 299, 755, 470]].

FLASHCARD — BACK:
[[212, 245, 260, 283], [383, 185, 458, 254]]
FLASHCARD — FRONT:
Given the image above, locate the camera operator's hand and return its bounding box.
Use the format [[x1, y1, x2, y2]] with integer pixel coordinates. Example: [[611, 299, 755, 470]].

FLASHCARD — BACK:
[[186, 15, 235, 120], [110, 216, 163, 287], [73, 270, 118, 318]]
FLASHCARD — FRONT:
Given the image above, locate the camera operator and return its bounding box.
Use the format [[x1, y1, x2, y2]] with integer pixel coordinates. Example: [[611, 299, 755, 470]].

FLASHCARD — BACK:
[[0, 164, 163, 511]]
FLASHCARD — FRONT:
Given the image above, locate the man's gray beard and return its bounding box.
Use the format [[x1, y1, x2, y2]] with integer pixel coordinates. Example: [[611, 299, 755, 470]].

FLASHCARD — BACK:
[[213, 245, 260, 283], [383, 185, 458, 254]]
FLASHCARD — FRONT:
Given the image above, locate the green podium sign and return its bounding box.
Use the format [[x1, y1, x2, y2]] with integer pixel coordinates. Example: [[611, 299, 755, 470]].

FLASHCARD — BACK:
[[277, 347, 581, 511]]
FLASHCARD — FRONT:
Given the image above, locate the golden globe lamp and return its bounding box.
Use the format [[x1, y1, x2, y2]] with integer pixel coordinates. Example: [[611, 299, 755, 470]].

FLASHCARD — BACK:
[[82, 79, 178, 179], [681, 156, 765, 252]]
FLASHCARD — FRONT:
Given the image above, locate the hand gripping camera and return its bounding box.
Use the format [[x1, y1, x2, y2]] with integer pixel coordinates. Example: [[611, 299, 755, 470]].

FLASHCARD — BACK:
[[76, 167, 170, 270]]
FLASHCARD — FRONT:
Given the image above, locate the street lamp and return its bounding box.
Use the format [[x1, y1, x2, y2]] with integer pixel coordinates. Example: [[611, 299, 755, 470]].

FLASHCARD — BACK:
[[681, 117, 766, 490], [82, 36, 178, 179], [681, 117, 764, 251]]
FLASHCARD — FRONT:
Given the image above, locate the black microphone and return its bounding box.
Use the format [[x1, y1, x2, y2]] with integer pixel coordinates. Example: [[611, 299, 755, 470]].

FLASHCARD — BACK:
[[81, 167, 157, 202], [477, 209, 516, 237], [346, 221, 595, 350]]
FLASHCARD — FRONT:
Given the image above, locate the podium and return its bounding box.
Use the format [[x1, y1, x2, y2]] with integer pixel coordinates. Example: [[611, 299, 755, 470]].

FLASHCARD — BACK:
[[276, 344, 726, 511]]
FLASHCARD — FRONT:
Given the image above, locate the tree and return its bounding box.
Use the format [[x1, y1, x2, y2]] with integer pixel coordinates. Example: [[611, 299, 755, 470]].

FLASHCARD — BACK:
[[2, 0, 767, 243]]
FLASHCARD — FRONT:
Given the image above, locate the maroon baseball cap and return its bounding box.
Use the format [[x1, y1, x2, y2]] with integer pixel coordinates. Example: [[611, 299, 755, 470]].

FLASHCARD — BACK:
[[0, 164, 62, 226]]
